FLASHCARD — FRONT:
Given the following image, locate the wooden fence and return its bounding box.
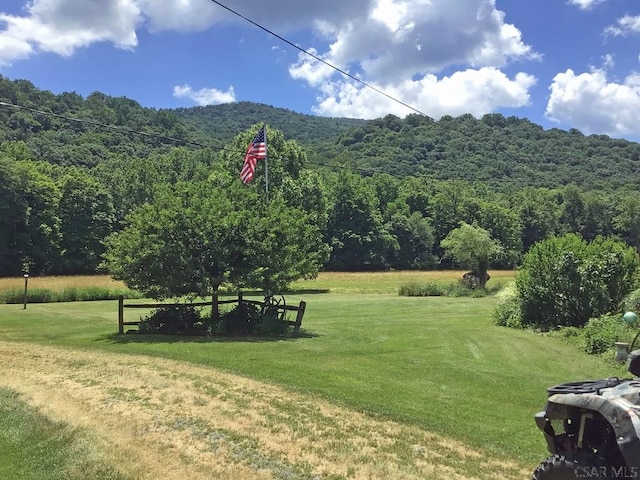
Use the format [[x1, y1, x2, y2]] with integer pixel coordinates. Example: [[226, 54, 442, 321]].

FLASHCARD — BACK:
[[117, 293, 306, 336]]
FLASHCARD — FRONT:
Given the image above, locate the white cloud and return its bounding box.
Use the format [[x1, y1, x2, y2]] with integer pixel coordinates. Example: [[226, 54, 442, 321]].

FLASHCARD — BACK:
[[134, 0, 220, 32], [312, 67, 536, 119], [173, 84, 236, 106], [601, 53, 615, 69], [0, 0, 539, 122], [546, 69, 640, 138], [605, 15, 640, 37], [0, 0, 140, 66], [289, 0, 537, 118], [567, 0, 606, 10]]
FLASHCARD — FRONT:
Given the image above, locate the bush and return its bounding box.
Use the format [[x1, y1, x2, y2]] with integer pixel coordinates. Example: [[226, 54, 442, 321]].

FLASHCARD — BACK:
[[217, 302, 261, 335], [253, 306, 290, 336], [0, 286, 143, 304], [493, 297, 523, 328], [215, 301, 291, 337], [398, 282, 444, 296], [516, 234, 639, 330], [138, 305, 206, 335], [400, 280, 504, 298], [581, 314, 634, 355]]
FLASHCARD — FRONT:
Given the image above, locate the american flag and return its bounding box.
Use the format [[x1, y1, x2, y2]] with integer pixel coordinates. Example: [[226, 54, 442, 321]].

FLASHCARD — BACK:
[[240, 125, 267, 184]]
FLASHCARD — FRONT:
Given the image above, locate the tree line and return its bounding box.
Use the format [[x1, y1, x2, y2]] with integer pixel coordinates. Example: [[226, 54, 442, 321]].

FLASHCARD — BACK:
[[2, 128, 640, 278], [2, 75, 640, 279]]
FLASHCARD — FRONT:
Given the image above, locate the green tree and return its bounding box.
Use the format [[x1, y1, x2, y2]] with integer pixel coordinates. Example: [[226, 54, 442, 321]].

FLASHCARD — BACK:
[[514, 187, 559, 251], [0, 158, 61, 275], [104, 179, 254, 318], [614, 194, 640, 251], [476, 200, 522, 268], [56, 169, 115, 274], [325, 171, 397, 270], [515, 234, 639, 330], [239, 195, 330, 293], [104, 172, 328, 318], [440, 222, 504, 288], [388, 212, 436, 269]]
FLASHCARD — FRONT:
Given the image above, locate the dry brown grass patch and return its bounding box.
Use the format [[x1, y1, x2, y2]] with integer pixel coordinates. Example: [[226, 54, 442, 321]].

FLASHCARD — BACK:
[[0, 341, 529, 479]]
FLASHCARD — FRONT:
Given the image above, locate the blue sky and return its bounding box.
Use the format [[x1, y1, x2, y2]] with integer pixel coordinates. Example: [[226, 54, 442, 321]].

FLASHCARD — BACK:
[[1, 0, 640, 141]]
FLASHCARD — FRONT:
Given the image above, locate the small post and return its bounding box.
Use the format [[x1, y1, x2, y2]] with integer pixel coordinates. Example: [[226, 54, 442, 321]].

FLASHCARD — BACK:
[[293, 301, 306, 336], [118, 295, 124, 334], [23, 274, 29, 310]]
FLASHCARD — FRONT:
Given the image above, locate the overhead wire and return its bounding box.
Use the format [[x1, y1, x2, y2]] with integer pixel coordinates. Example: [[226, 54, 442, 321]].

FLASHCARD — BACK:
[[0, 0, 434, 178], [0, 100, 395, 177], [207, 0, 429, 118], [0, 100, 224, 151]]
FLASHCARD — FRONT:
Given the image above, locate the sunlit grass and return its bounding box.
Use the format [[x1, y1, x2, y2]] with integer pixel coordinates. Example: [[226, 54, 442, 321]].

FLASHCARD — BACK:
[[0, 271, 516, 301], [0, 276, 141, 304], [291, 269, 515, 293], [0, 275, 128, 292], [0, 289, 622, 469], [0, 387, 130, 480]]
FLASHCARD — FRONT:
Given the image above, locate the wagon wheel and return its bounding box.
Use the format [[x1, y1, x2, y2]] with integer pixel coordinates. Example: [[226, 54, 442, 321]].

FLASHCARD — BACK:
[[262, 294, 287, 321]]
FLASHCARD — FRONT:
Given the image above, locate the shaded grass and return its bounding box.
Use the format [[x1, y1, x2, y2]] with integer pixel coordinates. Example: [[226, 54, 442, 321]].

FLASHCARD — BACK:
[[0, 386, 130, 480], [0, 293, 625, 469]]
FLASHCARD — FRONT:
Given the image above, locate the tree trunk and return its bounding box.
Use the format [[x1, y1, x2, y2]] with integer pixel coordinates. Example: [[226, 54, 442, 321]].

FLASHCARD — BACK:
[[211, 285, 219, 321]]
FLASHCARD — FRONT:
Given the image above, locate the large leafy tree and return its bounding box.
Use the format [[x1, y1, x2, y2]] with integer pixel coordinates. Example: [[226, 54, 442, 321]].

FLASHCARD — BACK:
[[388, 212, 436, 269], [325, 171, 397, 270], [239, 195, 330, 293], [104, 177, 327, 317], [440, 222, 504, 288], [56, 169, 115, 274], [0, 158, 60, 275], [103, 178, 252, 318]]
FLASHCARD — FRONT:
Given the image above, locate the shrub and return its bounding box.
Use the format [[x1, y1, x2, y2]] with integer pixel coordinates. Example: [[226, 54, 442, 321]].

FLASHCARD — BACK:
[[493, 297, 523, 328], [217, 302, 261, 335], [581, 314, 634, 355], [398, 282, 444, 296], [399, 281, 504, 298], [138, 305, 206, 335], [0, 286, 143, 304], [516, 234, 639, 330], [253, 307, 290, 336], [215, 301, 293, 337]]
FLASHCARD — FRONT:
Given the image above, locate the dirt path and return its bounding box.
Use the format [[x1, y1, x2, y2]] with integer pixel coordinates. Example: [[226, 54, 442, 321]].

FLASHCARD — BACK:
[[0, 341, 530, 479]]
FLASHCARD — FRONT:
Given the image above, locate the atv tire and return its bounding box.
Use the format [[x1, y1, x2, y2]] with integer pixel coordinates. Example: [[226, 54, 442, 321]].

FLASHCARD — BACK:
[[531, 453, 607, 479]]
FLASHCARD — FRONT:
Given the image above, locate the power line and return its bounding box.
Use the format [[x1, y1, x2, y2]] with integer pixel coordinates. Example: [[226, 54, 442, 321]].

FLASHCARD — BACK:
[[0, 99, 397, 176], [207, 0, 429, 118], [0, 100, 227, 151]]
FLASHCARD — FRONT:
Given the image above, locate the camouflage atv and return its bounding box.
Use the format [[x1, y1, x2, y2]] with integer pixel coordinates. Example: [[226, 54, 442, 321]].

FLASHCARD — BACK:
[[531, 344, 640, 479]]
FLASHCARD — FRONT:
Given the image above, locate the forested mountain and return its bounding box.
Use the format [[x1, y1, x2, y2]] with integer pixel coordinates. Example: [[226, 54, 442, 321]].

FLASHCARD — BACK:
[[1, 74, 639, 191], [173, 102, 366, 145], [2, 74, 640, 278], [316, 113, 640, 191]]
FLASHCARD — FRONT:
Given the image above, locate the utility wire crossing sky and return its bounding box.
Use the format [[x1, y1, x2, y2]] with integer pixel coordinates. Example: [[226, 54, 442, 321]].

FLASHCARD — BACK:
[[1, 0, 640, 141]]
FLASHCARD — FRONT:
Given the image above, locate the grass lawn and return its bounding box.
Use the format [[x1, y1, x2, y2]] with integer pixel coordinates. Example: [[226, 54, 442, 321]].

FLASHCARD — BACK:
[[0, 387, 130, 480], [0, 270, 515, 300], [0, 286, 627, 469]]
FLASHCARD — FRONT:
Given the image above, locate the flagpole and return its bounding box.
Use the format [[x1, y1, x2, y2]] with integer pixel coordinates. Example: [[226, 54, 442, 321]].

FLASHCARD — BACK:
[[264, 124, 269, 203]]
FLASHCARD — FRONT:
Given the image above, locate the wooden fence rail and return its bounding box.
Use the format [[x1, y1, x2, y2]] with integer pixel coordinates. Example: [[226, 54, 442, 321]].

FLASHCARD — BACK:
[[117, 294, 306, 336]]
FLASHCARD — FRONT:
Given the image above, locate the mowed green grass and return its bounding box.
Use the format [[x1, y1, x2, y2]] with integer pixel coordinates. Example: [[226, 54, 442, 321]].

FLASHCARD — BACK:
[[0, 287, 627, 468], [0, 387, 130, 480]]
